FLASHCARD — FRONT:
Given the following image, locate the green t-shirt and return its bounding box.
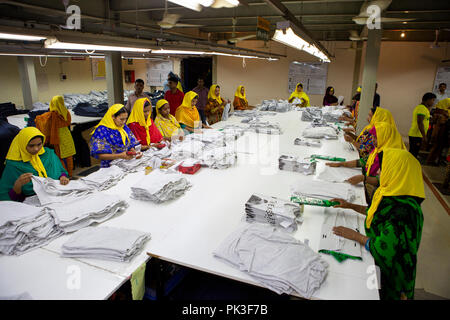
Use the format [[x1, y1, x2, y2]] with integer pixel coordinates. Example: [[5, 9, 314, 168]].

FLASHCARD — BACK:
[[408, 104, 430, 138]]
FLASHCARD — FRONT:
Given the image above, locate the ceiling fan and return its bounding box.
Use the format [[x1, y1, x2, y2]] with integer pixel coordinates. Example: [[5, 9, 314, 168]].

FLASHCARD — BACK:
[[226, 17, 256, 44], [157, 0, 204, 29], [348, 30, 389, 42], [352, 0, 415, 25]]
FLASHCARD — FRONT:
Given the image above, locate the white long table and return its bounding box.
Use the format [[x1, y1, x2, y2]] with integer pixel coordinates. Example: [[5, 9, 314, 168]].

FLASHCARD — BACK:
[[0, 109, 379, 300], [6, 110, 101, 129]]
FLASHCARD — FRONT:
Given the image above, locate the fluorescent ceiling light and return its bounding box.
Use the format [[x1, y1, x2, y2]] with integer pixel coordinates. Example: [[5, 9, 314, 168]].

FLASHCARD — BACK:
[[151, 49, 205, 55], [168, 0, 214, 12], [0, 32, 46, 41], [272, 26, 330, 63], [45, 39, 150, 52]]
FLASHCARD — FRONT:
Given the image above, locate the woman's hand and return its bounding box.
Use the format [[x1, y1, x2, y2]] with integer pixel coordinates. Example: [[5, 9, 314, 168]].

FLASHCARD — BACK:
[[330, 198, 353, 209], [344, 133, 354, 143], [13, 173, 33, 194], [135, 152, 143, 159], [332, 226, 361, 241], [343, 127, 356, 134], [119, 152, 134, 160], [140, 145, 150, 151], [59, 175, 70, 185], [326, 162, 342, 167], [346, 174, 364, 185]]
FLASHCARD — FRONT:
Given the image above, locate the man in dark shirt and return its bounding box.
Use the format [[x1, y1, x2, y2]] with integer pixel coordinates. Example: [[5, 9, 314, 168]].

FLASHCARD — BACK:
[[192, 78, 209, 124], [164, 76, 184, 116], [125, 79, 151, 113]]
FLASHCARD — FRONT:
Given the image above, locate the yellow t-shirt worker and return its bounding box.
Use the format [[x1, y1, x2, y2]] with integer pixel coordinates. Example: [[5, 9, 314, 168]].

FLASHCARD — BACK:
[[408, 92, 436, 158]]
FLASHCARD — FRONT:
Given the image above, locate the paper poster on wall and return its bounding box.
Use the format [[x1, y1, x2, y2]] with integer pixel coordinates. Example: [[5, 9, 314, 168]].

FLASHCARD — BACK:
[[91, 59, 106, 80], [288, 61, 328, 95], [146, 60, 173, 86], [433, 66, 450, 92]]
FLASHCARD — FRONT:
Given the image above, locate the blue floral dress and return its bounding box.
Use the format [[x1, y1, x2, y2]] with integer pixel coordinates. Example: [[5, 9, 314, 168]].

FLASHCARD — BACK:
[[90, 125, 139, 168]]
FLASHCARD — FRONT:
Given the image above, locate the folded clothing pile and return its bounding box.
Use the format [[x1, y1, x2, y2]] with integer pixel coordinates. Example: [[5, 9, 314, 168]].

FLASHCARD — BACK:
[[214, 223, 328, 298], [186, 129, 226, 147], [301, 108, 322, 121], [319, 208, 362, 262], [31, 176, 94, 205], [314, 162, 362, 183], [198, 146, 237, 169], [294, 138, 321, 148], [130, 170, 191, 203], [110, 157, 148, 173], [290, 179, 356, 202], [48, 193, 128, 233], [170, 140, 204, 160], [0, 201, 62, 255], [81, 165, 126, 191], [259, 99, 292, 112], [279, 155, 317, 175], [302, 126, 338, 139], [248, 121, 283, 135], [143, 145, 172, 159], [310, 118, 330, 127], [221, 126, 246, 140], [245, 194, 302, 232], [61, 226, 151, 262]]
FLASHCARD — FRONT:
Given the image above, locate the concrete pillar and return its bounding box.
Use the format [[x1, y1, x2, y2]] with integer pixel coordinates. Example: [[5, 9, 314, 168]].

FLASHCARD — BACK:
[[17, 56, 39, 109], [357, 28, 382, 131], [105, 52, 124, 106], [351, 41, 363, 98]]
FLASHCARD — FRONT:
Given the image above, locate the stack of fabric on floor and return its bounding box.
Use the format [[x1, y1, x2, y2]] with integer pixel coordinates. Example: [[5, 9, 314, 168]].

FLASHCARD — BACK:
[[48, 193, 128, 233], [31, 176, 94, 205], [214, 223, 328, 298], [314, 162, 363, 183], [0, 201, 62, 255], [198, 146, 237, 169], [81, 165, 126, 191], [61, 226, 151, 262], [302, 126, 338, 139], [130, 170, 191, 203], [245, 194, 302, 232], [290, 179, 356, 202], [278, 155, 317, 175], [319, 208, 363, 262]]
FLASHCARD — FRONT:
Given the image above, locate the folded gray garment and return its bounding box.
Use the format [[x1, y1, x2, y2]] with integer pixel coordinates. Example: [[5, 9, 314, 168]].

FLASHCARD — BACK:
[[47, 193, 128, 233], [110, 157, 149, 173], [31, 176, 94, 205], [290, 179, 355, 201], [198, 146, 237, 169], [0, 201, 62, 255], [81, 165, 126, 191], [130, 170, 192, 203], [0, 292, 33, 300], [279, 155, 317, 175], [214, 223, 328, 298], [302, 126, 338, 139], [301, 108, 323, 121], [61, 226, 151, 262]]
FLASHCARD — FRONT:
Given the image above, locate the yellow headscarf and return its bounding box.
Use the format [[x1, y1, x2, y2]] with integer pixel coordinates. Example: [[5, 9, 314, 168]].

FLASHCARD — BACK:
[[357, 86, 362, 93], [49, 95, 68, 120], [436, 98, 450, 116], [127, 98, 152, 145], [177, 81, 184, 93], [357, 107, 396, 140], [289, 83, 310, 107], [235, 85, 247, 102], [208, 84, 223, 104], [175, 91, 200, 128], [366, 148, 425, 228], [366, 122, 406, 176], [156, 99, 169, 116], [6, 127, 47, 177], [92, 104, 129, 146]]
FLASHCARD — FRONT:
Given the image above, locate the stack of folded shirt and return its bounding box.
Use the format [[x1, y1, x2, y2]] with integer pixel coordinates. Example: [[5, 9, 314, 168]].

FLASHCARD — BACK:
[[170, 140, 204, 160], [81, 165, 126, 191], [213, 223, 328, 298], [259, 100, 292, 112], [301, 108, 322, 121], [143, 145, 172, 159], [314, 162, 363, 183], [130, 170, 192, 203], [248, 122, 283, 135], [0, 201, 62, 255], [198, 146, 237, 169], [294, 138, 322, 147], [279, 155, 317, 175], [60, 226, 151, 262], [110, 157, 148, 173], [245, 194, 302, 232], [310, 118, 330, 127], [302, 126, 338, 139], [48, 193, 128, 233], [31, 176, 94, 205], [319, 208, 362, 262], [290, 179, 356, 202]]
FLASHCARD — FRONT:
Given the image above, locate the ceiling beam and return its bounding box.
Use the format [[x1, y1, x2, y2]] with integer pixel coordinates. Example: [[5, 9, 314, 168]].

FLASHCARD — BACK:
[[263, 0, 333, 57]]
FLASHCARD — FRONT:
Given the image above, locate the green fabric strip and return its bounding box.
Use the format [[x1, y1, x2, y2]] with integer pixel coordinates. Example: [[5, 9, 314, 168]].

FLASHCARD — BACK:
[[319, 249, 363, 263]]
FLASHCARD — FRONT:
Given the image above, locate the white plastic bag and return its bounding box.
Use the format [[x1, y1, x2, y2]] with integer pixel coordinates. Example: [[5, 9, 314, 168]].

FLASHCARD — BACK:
[[221, 102, 231, 121]]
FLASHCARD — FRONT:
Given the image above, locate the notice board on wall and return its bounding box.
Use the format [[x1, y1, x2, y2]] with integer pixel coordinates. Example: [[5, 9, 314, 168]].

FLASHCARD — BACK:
[[288, 61, 328, 95], [146, 60, 173, 86], [433, 66, 450, 91], [91, 59, 106, 80]]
